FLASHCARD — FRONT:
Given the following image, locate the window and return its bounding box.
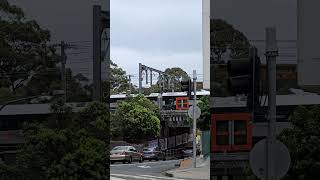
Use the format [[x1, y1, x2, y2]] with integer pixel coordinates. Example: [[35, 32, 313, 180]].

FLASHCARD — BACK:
[[176, 97, 189, 110], [211, 113, 252, 152], [234, 120, 247, 145], [216, 121, 229, 145]]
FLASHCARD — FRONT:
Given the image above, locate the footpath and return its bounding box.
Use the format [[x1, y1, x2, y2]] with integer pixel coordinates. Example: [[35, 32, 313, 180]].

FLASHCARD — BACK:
[[165, 155, 210, 180]]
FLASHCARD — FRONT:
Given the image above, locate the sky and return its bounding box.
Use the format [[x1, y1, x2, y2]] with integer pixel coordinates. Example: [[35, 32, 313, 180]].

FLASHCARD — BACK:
[[7, 0, 297, 85], [110, 0, 203, 85], [8, 0, 203, 85]]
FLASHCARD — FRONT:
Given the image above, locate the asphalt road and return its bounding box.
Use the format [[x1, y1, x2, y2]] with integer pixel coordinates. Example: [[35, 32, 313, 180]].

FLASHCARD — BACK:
[[110, 159, 184, 180]]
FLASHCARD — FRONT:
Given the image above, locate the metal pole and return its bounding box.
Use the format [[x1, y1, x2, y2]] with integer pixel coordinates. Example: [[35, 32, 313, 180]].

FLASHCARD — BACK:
[[93, 5, 101, 101], [150, 70, 153, 85], [265, 27, 278, 180], [60, 41, 67, 103], [193, 70, 197, 168], [139, 63, 142, 93]]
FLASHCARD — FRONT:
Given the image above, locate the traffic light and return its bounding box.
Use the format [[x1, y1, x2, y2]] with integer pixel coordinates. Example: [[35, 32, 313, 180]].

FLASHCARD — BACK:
[[181, 79, 192, 98], [227, 47, 261, 111]]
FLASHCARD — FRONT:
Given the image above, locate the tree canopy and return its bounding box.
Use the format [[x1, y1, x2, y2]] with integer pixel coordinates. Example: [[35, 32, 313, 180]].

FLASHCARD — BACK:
[[278, 106, 320, 179], [0, 101, 110, 179], [111, 94, 160, 143], [144, 67, 189, 94], [210, 19, 250, 63], [197, 96, 210, 131], [0, 1, 92, 103]]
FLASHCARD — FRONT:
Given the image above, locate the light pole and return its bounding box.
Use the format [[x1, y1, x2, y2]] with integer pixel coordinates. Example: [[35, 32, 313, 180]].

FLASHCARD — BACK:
[[193, 70, 197, 168]]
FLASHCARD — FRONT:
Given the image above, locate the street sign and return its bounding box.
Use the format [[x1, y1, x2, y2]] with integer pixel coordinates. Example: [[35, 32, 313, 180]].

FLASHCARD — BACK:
[[188, 106, 201, 119], [249, 139, 291, 179]]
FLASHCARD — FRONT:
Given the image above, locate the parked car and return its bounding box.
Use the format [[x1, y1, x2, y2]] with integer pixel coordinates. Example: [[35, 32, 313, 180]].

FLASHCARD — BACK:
[[143, 147, 166, 161], [182, 147, 200, 158], [110, 146, 144, 164]]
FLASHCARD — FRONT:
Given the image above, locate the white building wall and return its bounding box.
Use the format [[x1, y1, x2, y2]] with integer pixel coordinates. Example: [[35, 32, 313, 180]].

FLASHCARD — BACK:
[[202, 0, 210, 90], [298, 0, 320, 87]]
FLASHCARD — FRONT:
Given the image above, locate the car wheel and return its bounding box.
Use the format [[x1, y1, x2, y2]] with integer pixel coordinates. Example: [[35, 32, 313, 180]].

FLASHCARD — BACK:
[[128, 157, 132, 164], [111, 161, 114, 164], [163, 156, 166, 161], [139, 156, 143, 163], [148, 159, 151, 161]]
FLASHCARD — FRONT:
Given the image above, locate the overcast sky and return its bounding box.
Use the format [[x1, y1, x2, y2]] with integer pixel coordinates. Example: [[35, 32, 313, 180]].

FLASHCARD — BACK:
[[110, 0, 203, 85], [8, 0, 297, 84]]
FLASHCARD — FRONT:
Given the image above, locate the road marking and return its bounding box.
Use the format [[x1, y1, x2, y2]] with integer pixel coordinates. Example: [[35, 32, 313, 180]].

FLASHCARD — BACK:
[[111, 173, 155, 179], [111, 174, 185, 180], [110, 177, 126, 180], [111, 160, 180, 167], [141, 174, 186, 180], [138, 165, 151, 168]]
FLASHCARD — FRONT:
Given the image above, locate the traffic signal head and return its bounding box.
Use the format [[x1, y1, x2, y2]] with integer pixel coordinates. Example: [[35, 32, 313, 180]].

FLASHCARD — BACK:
[[181, 79, 192, 98], [227, 59, 251, 94], [227, 47, 261, 111]]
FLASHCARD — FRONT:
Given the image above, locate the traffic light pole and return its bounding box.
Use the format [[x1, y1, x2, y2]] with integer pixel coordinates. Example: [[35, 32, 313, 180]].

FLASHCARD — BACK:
[[265, 27, 278, 180], [193, 70, 197, 168]]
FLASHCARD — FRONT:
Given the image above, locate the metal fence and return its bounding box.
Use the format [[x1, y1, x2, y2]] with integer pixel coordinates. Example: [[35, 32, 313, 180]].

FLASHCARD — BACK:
[[148, 133, 192, 151]]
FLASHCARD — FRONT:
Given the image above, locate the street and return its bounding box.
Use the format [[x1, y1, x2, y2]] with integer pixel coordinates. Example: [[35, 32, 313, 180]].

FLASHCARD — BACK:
[[110, 159, 185, 180]]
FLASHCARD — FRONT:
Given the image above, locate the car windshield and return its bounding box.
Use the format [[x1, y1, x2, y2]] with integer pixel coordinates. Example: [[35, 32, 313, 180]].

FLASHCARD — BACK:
[[143, 148, 152, 151], [112, 146, 129, 151]]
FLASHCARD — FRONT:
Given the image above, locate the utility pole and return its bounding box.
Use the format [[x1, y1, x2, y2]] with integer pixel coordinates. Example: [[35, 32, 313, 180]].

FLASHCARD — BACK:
[[60, 41, 67, 103], [93, 5, 102, 102], [139, 63, 142, 93], [265, 27, 278, 180], [93, 4, 109, 102], [193, 70, 197, 168], [128, 75, 133, 95]]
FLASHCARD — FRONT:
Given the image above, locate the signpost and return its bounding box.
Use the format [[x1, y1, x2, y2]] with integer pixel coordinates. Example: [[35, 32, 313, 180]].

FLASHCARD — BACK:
[[189, 70, 201, 168], [250, 139, 291, 180]]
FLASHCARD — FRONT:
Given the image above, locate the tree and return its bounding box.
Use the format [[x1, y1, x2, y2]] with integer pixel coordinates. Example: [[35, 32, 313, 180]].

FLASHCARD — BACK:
[[197, 96, 210, 131], [0, 0, 59, 94], [111, 94, 160, 143], [110, 60, 136, 95], [210, 19, 251, 96], [278, 106, 320, 180], [0, 101, 110, 179], [144, 67, 189, 94], [210, 19, 250, 63]]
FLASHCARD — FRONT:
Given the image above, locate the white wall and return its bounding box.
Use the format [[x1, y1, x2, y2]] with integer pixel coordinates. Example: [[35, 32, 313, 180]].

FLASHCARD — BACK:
[[202, 0, 210, 90]]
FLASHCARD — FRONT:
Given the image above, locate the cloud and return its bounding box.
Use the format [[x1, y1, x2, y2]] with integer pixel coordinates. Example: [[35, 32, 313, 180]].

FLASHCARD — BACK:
[[111, 0, 202, 52], [111, 46, 203, 85]]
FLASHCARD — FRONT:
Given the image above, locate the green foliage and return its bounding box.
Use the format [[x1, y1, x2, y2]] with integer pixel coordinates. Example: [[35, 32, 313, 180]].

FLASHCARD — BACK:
[[112, 94, 160, 143], [278, 106, 320, 180], [211, 19, 250, 63], [197, 96, 210, 131], [0, 0, 58, 94], [0, 1, 91, 103], [0, 102, 110, 179], [110, 60, 136, 95]]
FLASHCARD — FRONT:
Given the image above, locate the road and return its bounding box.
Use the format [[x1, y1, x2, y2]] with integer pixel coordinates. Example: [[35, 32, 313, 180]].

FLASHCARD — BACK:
[[110, 159, 185, 180]]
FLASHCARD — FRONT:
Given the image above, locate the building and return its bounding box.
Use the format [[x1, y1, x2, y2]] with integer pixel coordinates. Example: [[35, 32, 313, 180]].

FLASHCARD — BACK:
[[297, 0, 320, 90], [210, 91, 320, 179], [202, 0, 210, 90]]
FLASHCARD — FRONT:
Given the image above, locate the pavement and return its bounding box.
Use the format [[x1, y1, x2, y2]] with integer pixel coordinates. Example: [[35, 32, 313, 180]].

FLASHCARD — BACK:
[[110, 159, 185, 179], [165, 155, 210, 180]]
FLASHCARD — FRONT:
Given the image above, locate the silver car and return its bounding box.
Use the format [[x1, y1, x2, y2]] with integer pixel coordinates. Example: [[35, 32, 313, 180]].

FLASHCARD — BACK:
[[143, 147, 166, 161], [110, 146, 144, 164]]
